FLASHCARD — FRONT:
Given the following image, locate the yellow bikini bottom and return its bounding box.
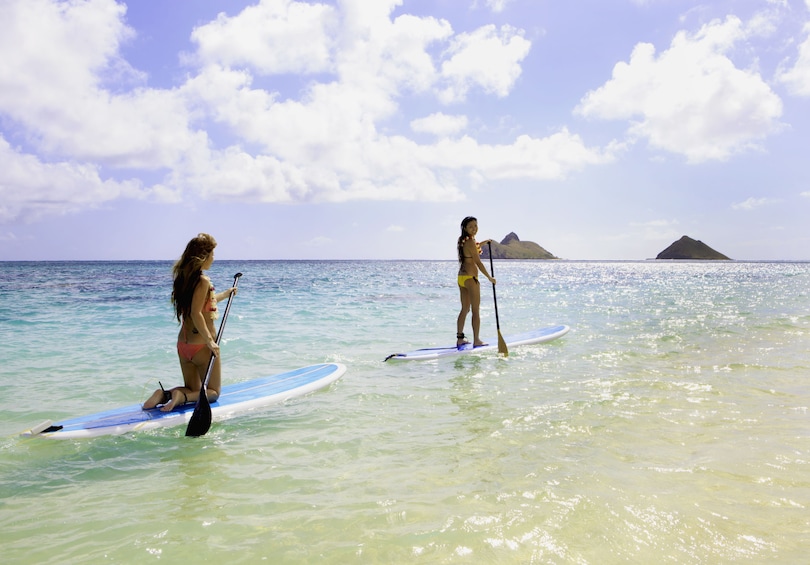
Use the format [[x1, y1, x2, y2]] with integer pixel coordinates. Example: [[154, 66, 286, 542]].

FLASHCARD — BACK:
[[457, 275, 478, 288]]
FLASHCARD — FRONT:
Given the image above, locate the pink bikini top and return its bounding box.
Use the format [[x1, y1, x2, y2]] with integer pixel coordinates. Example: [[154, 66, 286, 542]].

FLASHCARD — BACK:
[[206, 285, 218, 320], [181, 284, 217, 338]]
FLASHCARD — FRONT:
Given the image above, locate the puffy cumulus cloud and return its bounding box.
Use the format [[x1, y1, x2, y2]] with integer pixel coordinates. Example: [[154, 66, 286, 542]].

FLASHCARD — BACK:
[[167, 133, 467, 204], [167, 145, 315, 203], [0, 0, 134, 106], [172, 1, 589, 203], [0, 0, 206, 168], [0, 0, 608, 224], [422, 129, 614, 181], [0, 136, 143, 223], [410, 113, 469, 136], [777, 22, 810, 96], [190, 0, 336, 74], [190, 0, 452, 95], [576, 16, 783, 163], [438, 24, 531, 103]]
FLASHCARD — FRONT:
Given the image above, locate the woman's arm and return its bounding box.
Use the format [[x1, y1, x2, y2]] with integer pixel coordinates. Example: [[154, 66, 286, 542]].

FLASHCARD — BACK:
[[471, 241, 495, 283], [215, 287, 236, 302]]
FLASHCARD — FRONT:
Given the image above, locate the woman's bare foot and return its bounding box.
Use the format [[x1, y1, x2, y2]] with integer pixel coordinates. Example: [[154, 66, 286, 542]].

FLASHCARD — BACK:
[[142, 389, 166, 410], [160, 389, 188, 412]]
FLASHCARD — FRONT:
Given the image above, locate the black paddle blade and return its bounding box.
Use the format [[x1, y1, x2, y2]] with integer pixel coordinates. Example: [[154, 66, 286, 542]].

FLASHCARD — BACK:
[[185, 390, 212, 437]]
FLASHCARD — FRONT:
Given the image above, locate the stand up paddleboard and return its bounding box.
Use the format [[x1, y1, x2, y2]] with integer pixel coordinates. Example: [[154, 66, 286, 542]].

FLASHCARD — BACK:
[[20, 363, 346, 440], [384, 325, 569, 361]]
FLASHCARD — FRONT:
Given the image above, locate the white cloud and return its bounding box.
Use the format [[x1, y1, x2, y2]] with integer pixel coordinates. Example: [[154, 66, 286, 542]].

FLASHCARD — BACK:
[[482, 0, 510, 14], [0, 0, 612, 224], [0, 0, 207, 168], [777, 22, 810, 96], [0, 136, 143, 223], [732, 196, 780, 210], [190, 0, 336, 74], [410, 113, 468, 136], [423, 129, 614, 181], [174, 3, 598, 201], [438, 24, 531, 103], [576, 16, 783, 163]]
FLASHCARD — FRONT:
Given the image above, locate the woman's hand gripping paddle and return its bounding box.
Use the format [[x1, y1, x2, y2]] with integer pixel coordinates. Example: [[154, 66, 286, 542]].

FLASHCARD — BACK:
[[487, 242, 508, 357], [186, 272, 242, 437]]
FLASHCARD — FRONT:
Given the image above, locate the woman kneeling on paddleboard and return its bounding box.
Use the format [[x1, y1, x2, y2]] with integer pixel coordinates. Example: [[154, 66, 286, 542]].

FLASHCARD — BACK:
[[143, 233, 237, 412], [456, 216, 495, 348]]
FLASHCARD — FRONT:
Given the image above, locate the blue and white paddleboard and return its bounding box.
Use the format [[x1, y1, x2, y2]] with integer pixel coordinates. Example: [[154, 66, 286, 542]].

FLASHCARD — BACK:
[[20, 363, 346, 440], [385, 325, 570, 361]]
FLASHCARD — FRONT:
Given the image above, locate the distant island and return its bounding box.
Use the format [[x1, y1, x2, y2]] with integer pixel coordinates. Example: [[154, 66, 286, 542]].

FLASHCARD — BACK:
[[656, 236, 731, 260], [481, 232, 558, 260]]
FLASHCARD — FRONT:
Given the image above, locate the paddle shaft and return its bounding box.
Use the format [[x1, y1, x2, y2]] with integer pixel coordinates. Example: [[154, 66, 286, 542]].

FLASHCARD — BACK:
[[487, 242, 501, 332], [487, 242, 509, 356]]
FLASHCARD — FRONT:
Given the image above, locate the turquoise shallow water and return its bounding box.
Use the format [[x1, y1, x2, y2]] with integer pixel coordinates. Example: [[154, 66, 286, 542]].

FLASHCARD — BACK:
[[1, 260, 809, 564]]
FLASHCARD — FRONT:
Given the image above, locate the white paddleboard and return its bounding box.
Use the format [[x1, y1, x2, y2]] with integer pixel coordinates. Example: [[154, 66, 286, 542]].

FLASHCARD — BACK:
[[385, 325, 570, 361], [20, 363, 346, 439]]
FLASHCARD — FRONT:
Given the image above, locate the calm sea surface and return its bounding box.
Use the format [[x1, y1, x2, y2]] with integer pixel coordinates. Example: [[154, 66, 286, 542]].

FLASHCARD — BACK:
[[1, 260, 808, 564]]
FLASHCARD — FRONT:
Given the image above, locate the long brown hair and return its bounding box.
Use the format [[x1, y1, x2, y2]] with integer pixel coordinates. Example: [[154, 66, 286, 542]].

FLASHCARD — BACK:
[[171, 233, 217, 322], [457, 216, 476, 262]]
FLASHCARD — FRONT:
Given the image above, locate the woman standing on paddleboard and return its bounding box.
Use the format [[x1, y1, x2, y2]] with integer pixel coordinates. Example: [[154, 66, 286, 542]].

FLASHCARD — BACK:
[[456, 216, 495, 348], [143, 233, 237, 412]]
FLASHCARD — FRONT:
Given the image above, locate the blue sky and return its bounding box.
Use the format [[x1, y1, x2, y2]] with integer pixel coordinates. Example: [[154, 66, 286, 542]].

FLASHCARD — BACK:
[[1, 0, 809, 260]]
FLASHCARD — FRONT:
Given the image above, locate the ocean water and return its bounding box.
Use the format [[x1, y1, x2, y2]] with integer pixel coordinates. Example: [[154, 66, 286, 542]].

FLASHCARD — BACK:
[[1, 260, 809, 564]]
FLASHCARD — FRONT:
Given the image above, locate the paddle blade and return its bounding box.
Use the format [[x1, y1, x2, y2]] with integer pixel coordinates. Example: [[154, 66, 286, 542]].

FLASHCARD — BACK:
[[185, 390, 212, 437], [497, 330, 509, 357]]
